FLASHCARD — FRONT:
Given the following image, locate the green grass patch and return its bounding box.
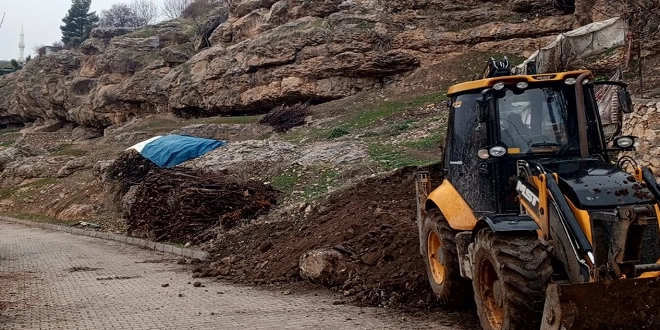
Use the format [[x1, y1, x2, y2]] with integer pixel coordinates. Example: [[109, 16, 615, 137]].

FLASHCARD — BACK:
[[327, 127, 350, 139], [192, 115, 263, 125], [0, 127, 21, 135], [29, 177, 58, 187], [269, 166, 339, 201], [0, 186, 19, 199], [405, 132, 445, 150], [51, 145, 88, 157], [327, 92, 447, 137], [129, 115, 263, 135], [368, 143, 435, 170], [0, 177, 58, 199], [303, 168, 339, 200], [270, 170, 300, 193], [0, 141, 13, 148], [394, 119, 416, 132], [133, 118, 180, 133], [125, 27, 158, 38]]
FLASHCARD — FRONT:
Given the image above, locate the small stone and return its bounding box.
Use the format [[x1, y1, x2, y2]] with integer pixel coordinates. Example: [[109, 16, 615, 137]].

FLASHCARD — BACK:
[[161, 283, 169, 288], [193, 281, 202, 287], [259, 242, 273, 253]]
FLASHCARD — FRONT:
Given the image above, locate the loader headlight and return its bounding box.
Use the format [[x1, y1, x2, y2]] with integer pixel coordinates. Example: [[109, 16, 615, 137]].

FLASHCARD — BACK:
[[478, 149, 490, 159], [489, 146, 507, 157], [516, 82, 528, 89], [493, 82, 506, 90], [565, 78, 576, 85], [614, 136, 635, 148]]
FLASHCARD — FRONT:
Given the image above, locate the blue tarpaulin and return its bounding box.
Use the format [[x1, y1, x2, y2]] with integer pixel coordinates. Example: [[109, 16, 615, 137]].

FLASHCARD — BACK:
[[129, 134, 226, 168]]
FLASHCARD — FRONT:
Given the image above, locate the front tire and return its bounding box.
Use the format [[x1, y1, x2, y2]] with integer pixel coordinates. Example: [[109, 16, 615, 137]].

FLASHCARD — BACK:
[[422, 208, 473, 306], [472, 229, 553, 330]]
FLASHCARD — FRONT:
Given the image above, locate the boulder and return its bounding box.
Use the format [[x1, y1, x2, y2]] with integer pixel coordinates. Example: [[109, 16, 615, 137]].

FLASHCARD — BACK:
[[0, 147, 31, 171], [93, 160, 114, 182], [31, 120, 63, 133], [72, 126, 103, 140], [158, 27, 191, 48], [299, 248, 353, 286], [161, 45, 194, 64], [57, 159, 89, 178]]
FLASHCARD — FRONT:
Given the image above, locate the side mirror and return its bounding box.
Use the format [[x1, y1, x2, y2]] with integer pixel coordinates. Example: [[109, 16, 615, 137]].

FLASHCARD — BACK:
[[477, 89, 492, 122], [617, 88, 633, 114]]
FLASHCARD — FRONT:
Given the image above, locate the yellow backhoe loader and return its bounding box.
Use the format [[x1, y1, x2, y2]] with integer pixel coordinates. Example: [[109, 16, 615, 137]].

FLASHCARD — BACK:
[[415, 57, 660, 330]]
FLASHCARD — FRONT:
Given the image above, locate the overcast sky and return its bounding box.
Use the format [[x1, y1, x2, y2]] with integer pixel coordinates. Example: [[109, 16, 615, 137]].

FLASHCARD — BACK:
[[0, 0, 166, 60]]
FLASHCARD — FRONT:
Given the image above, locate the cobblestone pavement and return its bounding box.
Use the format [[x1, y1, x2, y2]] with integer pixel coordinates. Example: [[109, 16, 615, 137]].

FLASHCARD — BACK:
[[0, 221, 474, 330]]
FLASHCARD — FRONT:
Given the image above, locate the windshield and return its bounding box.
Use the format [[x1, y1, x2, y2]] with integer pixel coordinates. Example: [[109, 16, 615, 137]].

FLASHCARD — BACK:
[[497, 85, 582, 154]]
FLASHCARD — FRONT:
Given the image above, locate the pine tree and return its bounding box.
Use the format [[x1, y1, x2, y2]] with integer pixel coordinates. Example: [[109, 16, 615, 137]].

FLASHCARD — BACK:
[[10, 59, 20, 70], [60, 0, 99, 47]]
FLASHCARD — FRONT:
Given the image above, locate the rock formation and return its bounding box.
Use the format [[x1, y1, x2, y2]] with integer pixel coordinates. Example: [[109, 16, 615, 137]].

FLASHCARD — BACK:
[[0, 0, 597, 131]]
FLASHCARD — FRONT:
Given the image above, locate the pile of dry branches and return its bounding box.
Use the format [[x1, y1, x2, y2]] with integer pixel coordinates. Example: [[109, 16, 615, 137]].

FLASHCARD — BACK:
[[126, 168, 279, 243], [105, 150, 156, 199], [259, 102, 309, 132]]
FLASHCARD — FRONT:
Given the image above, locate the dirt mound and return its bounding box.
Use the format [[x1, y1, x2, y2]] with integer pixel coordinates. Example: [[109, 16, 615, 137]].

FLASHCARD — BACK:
[[259, 103, 309, 132], [199, 165, 447, 308], [127, 168, 279, 243]]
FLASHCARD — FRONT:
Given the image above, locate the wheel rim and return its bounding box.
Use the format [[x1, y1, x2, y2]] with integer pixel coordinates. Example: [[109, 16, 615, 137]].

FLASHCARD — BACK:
[[427, 230, 446, 284], [478, 257, 504, 330]]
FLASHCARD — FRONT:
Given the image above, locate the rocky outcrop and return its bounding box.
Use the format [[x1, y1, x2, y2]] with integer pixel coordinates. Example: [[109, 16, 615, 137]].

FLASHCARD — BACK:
[[0, 0, 577, 129], [623, 99, 660, 175]]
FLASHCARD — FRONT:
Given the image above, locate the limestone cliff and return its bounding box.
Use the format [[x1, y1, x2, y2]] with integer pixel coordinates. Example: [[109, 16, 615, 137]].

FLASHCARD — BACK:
[[0, 0, 602, 130]]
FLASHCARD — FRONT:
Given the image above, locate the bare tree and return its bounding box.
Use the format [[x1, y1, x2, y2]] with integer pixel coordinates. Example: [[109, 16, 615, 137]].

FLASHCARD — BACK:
[[33, 44, 46, 56], [130, 0, 159, 26], [182, 0, 230, 48], [161, 0, 193, 19], [100, 3, 138, 27]]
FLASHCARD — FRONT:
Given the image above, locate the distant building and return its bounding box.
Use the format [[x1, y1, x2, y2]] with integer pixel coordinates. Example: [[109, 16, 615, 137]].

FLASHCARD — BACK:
[[37, 46, 65, 57]]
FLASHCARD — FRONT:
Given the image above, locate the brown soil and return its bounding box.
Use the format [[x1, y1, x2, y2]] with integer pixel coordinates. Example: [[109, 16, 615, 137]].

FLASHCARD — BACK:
[[197, 165, 461, 310]]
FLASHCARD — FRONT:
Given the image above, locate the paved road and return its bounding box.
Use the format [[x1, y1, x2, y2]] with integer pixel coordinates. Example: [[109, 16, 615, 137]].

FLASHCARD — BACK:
[[0, 221, 472, 330]]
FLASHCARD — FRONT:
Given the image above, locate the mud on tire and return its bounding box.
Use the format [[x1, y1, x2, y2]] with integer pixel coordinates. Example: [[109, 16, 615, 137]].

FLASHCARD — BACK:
[[422, 208, 473, 306], [472, 229, 553, 330]]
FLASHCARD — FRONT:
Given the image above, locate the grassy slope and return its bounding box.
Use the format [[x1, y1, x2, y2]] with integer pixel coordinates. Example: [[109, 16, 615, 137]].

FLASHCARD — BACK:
[[0, 50, 525, 227]]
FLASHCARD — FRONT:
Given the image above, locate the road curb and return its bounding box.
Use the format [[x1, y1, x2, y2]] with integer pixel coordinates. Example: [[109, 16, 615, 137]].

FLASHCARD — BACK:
[[0, 216, 209, 261]]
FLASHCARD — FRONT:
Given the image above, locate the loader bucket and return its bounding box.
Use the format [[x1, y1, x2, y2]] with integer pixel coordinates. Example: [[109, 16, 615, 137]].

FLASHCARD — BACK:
[[541, 277, 660, 330]]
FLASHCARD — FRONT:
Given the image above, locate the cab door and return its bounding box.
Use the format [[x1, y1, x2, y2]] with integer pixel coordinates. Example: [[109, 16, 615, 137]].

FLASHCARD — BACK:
[[444, 93, 496, 214]]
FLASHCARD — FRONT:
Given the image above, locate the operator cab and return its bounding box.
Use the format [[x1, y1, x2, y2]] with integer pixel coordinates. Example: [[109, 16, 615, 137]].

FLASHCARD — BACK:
[[443, 69, 635, 215]]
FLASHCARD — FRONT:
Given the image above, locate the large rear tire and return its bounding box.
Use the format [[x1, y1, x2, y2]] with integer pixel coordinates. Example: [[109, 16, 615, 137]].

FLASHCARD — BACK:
[[472, 229, 552, 330], [422, 208, 473, 306]]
